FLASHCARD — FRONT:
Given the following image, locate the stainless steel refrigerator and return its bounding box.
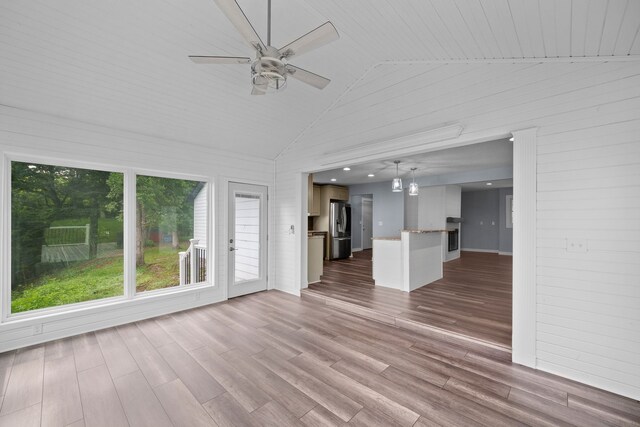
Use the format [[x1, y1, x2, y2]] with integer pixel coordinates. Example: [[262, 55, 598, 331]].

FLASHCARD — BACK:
[[329, 201, 351, 260]]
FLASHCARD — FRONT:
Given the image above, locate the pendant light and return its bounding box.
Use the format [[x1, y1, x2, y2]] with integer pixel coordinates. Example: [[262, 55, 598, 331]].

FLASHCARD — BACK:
[[409, 167, 419, 196], [391, 160, 403, 192]]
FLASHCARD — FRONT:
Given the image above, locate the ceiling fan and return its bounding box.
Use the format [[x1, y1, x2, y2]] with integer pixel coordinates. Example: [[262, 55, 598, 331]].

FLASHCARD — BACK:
[[189, 0, 339, 95]]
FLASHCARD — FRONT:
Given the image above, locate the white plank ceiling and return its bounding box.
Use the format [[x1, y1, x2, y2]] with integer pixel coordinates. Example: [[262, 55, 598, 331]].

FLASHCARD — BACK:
[[1, 0, 639, 159]]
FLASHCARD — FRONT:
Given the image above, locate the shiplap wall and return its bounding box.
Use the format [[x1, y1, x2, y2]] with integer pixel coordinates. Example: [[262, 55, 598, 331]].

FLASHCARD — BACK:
[[0, 105, 274, 351], [274, 60, 640, 399]]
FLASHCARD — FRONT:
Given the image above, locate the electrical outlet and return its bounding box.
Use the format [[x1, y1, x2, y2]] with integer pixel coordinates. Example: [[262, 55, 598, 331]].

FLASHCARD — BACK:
[[566, 238, 588, 253], [33, 324, 43, 335]]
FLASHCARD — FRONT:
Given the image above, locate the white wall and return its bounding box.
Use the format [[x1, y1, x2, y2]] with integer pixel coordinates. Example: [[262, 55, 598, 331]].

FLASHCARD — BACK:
[[0, 105, 274, 351], [193, 183, 208, 246], [274, 61, 640, 399]]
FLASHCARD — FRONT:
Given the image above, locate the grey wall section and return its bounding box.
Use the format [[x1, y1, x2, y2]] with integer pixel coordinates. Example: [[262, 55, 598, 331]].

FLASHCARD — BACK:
[[498, 187, 513, 253], [461, 189, 500, 250], [404, 190, 419, 229], [349, 181, 404, 238], [461, 188, 513, 252], [350, 195, 363, 249]]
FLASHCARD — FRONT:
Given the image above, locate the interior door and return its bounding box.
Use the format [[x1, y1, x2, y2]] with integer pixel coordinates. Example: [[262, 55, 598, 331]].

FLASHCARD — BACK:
[[228, 182, 268, 298], [362, 197, 373, 249]]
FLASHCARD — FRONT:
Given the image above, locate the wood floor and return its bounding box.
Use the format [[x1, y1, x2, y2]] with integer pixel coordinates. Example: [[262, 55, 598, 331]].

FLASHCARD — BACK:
[[1, 290, 639, 426], [306, 250, 512, 349]]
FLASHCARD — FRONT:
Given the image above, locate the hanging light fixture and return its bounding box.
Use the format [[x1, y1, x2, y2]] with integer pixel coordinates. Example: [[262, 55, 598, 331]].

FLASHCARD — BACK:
[[391, 160, 403, 192], [409, 167, 419, 196]]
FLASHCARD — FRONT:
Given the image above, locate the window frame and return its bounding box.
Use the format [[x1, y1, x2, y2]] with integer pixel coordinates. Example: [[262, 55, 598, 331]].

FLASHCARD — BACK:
[[1, 153, 214, 322]]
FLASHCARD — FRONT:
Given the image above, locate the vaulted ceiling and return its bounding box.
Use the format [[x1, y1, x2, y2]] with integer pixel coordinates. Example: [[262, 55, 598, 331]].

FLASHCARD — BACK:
[[1, 0, 638, 159]]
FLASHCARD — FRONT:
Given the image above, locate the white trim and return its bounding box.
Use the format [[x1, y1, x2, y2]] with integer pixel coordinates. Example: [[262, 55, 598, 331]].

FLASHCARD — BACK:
[[124, 170, 136, 299], [301, 174, 309, 291], [351, 247, 363, 252], [0, 285, 222, 352], [511, 128, 537, 368], [1, 155, 9, 322], [459, 248, 512, 256], [461, 248, 500, 253], [296, 130, 535, 366], [319, 124, 463, 167], [380, 55, 640, 65]]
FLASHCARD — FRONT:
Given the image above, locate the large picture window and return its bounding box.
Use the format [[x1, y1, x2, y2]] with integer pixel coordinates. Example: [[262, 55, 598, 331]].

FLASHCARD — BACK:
[[11, 161, 124, 313], [7, 159, 211, 316], [135, 175, 208, 292]]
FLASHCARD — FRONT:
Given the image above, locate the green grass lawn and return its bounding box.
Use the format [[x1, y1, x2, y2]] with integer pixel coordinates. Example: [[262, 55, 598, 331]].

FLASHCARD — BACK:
[[11, 247, 184, 313]]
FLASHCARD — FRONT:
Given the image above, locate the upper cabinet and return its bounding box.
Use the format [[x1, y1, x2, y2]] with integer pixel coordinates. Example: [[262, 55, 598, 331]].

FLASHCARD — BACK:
[[307, 174, 322, 216], [323, 185, 349, 201], [311, 184, 321, 216]]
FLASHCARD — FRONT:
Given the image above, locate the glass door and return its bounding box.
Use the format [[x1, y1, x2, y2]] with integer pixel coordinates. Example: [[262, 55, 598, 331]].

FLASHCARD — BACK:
[[228, 182, 268, 298]]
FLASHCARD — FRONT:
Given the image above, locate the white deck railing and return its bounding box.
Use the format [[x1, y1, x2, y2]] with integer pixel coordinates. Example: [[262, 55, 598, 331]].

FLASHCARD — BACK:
[[179, 239, 207, 285]]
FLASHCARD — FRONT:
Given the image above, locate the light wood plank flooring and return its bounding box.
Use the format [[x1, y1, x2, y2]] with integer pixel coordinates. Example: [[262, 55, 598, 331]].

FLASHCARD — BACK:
[[0, 290, 639, 426], [306, 250, 512, 349]]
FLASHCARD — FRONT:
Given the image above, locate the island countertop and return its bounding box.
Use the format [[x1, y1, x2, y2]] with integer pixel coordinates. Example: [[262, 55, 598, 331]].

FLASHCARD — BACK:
[[372, 229, 446, 240], [402, 229, 447, 233]]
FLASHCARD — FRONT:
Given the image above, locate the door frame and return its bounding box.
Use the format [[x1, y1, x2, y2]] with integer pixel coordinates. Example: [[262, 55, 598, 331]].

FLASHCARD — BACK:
[[222, 177, 272, 300], [300, 129, 537, 367], [361, 195, 373, 250]]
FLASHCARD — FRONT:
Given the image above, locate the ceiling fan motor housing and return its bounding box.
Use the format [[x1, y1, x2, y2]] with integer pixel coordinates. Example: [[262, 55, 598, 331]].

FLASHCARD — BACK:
[[251, 47, 287, 92]]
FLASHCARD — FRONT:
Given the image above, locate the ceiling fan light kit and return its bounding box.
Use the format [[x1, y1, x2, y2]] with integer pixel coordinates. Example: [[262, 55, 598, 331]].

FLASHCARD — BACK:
[[190, 0, 339, 95]]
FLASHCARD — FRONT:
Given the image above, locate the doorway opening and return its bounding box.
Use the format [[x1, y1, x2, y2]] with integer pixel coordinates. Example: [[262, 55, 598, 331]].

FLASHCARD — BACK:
[[303, 138, 514, 350]]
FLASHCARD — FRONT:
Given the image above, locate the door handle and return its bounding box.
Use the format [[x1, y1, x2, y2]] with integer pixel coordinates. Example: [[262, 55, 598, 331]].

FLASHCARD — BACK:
[[229, 247, 236, 251]]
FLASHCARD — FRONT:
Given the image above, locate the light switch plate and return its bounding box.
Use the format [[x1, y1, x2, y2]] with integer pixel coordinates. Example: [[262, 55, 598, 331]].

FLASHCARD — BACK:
[[566, 238, 588, 253]]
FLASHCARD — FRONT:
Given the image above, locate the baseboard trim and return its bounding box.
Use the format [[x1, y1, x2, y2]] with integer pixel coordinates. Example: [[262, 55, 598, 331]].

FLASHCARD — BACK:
[[0, 286, 225, 353], [461, 248, 498, 253], [498, 251, 513, 256], [351, 247, 363, 252]]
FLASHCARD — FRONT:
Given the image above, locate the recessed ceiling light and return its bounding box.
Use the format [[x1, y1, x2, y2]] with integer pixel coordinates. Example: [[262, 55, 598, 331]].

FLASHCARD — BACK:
[[486, 182, 493, 186], [368, 174, 375, 177], [330, 178, 337, 182], [343, 167, 351, 171], [509, 137, 514, 142]]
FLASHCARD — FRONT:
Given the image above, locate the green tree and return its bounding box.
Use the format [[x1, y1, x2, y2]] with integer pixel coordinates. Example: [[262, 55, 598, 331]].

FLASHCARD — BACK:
[[11, 163, 117, 286], [107, 175, 198, 267]]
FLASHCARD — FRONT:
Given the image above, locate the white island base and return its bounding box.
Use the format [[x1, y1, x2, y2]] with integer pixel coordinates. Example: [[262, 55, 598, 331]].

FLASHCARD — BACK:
[[372, 230, 445, 292]]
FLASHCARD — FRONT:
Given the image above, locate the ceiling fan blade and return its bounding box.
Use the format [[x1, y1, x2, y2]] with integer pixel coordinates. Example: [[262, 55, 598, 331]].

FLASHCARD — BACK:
[[189, 55, 251, 64], [251, 86, 266, 95], [279, 21, 339, 59], [213, 0, 266, 53], [286, 65, 331, 89]]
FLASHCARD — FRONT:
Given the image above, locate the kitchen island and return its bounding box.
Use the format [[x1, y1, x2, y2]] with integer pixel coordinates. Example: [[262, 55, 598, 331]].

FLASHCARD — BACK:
[[372, 229, 446, 292]]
